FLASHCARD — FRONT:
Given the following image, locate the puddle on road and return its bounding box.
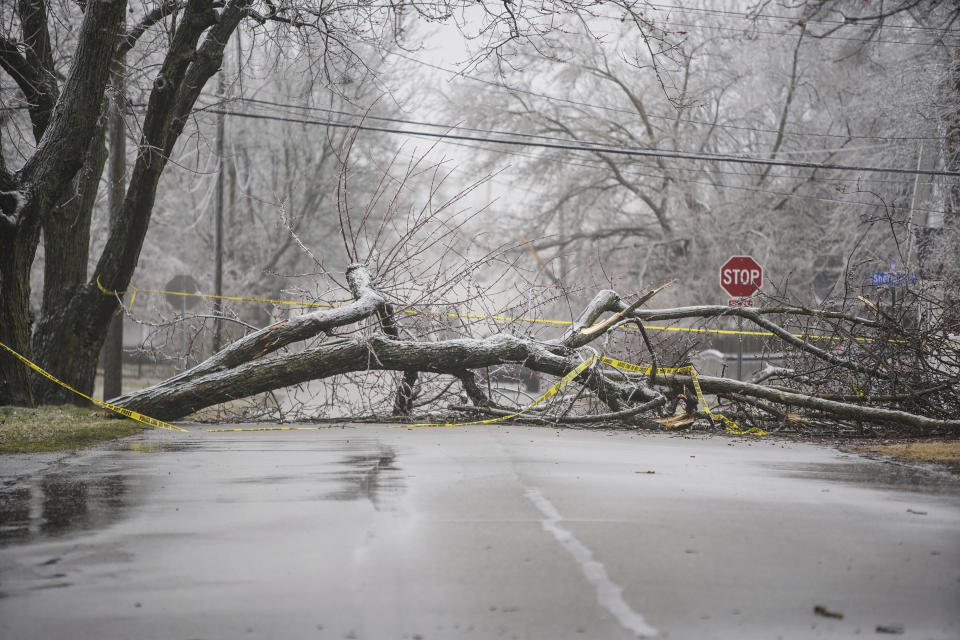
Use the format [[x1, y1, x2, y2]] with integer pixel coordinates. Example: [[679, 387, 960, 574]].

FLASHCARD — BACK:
[[320, 447, 405, 510], [0, 473, 134, 546], [767, 458, 960, 496], [1, 435, 407, 546]]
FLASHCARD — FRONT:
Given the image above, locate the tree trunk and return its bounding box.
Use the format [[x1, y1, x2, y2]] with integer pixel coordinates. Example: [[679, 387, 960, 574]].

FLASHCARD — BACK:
[[31, 118, 109, 404], [102, 54, 128, 402], [28, 0, 246, 403], [0, 220, 41, 406], [0, 0, 127, 406], [110, 269, 662, 420]]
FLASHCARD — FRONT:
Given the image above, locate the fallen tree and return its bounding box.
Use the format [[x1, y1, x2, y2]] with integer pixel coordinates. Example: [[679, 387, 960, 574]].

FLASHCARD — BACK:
[[106, 136, 959, 435], [111, 263, 960, 434]]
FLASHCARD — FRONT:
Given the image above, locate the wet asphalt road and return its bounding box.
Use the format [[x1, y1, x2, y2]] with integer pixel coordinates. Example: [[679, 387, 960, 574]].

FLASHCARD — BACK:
[[1, 424, 959, 640]]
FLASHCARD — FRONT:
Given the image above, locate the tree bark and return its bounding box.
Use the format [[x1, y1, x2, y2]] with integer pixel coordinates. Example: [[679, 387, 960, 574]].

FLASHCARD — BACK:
[[0, 218, 41, 406], [112, 333, 635, 420], [110, 269, 661, 420], [378, 303, 420, 415], [31, 117, 109, 404], [0, 0, 127, 405], [102, 52, 128, 402]]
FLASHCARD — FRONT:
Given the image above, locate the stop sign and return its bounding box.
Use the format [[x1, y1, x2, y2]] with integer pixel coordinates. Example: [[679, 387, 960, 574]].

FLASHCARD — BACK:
[[720, 255, 762, 297], [164, 274, 200, 310]]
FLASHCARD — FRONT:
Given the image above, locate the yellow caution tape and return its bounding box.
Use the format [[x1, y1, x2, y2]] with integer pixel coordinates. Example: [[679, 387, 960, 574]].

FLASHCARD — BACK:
[[98, 277, 900, 343], [597, 356, 683, 376], [599, 356, 766, 436], [401, 353, 765, 435], [0, 335, 760, 436], [402, 356, 599, 428], [0, 341, 189, 433], [403, 308, 574, 327], [96, 276, 334, 311], [203, 426, 334, 432]]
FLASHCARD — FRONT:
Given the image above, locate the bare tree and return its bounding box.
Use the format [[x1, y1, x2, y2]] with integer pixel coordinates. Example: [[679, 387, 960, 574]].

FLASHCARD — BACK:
[[0, 0, 681, 407]]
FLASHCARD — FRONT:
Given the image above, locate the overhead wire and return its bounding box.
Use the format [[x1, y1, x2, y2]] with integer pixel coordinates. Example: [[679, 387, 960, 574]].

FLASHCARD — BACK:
[[432, 135, 949, 218], [178, 101, 955, 216], [1, 48, 946, 144], [387, 51, 944, 142], [228, 95, 908, 161], [211, 96, 928, 188], [195, 105, 960, 178], [0, 93, 908, 186]]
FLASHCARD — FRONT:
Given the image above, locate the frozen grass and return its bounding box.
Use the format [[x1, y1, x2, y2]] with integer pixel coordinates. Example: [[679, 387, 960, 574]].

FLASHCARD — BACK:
[[0, 405, 146, 453], [862, 441, 960, 472]]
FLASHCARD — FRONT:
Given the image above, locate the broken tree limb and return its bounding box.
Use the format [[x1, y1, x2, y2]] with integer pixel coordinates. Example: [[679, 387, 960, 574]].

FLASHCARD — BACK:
[[560, 282, 669, 350], [610, 303, 890, 380], [576, 282, 671, 338], [562, 289, 622, 344], [112, 333, 659, 420], [454, 369, 492, 407], [630, 304, 883, 329], [110, 264, 385, 400], [379, 302, 420, 415], [654, 372, 960, 432]]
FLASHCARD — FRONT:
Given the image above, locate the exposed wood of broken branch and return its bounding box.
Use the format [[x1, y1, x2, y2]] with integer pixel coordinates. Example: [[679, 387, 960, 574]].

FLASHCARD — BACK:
[[578, 282, 671, 337], [561, 283, 669, 349]]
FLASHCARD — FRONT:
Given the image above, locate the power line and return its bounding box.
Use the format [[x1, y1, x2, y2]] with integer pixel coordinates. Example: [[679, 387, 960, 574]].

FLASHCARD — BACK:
[[437, 136, 949, 217], [1, 43, 946, 144], [228, 95, 932, 188], [200, 106, 960, 177], [389, 52, 943, 143], [231, 95, 906, 159], [4, 92, 932, 177], [231, 96, 594, 147]]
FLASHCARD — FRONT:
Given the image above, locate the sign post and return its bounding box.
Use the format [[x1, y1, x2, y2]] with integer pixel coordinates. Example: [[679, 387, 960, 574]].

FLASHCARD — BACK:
[[719, 256, 763, 380]]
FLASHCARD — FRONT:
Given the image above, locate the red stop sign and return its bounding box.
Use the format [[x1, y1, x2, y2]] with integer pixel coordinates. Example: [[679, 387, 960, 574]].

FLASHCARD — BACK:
[[720, 255, 763, 297]]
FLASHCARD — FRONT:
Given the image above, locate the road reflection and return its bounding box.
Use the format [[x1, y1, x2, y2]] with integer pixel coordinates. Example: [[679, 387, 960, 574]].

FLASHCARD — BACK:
[[320, 445, 405, 511], [0, 473, 132, 546]]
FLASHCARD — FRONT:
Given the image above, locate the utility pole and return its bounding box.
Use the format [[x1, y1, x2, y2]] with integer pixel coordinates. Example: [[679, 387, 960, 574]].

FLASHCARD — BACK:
[[212, 72, 226, 353], [905, 140, 926, 272], [213, 31, 241, 353], [102, 38, 125, 400]]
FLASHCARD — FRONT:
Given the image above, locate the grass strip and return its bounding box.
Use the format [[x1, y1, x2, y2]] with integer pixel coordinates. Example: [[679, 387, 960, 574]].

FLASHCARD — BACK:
[[0, 405, 146, 453]]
